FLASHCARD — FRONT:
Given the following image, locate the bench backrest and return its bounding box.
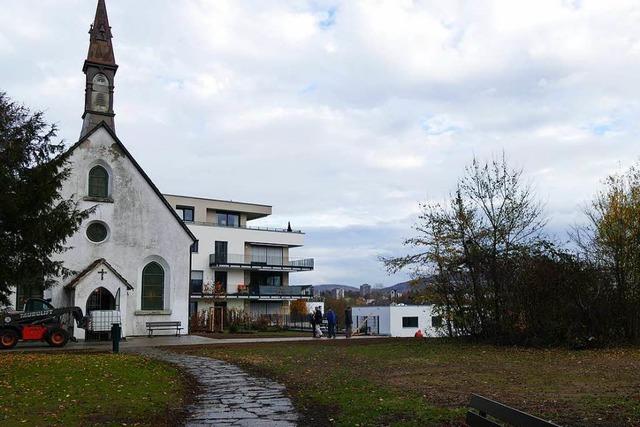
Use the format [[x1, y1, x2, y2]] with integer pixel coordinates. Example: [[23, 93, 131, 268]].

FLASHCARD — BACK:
[[146, 321, 181, 327], [467, 394, 560, 427]]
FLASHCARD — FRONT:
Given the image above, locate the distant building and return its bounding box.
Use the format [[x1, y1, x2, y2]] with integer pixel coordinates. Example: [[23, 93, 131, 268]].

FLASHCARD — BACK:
[[360, 283, 371, 298], [331, 288, 345, 299], [351, 305, 442, 337]]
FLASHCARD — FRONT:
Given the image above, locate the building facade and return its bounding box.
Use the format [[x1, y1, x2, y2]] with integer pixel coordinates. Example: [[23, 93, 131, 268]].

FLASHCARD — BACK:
[[163, 195, 314, 319], [9, 0, 195, 339], [331, 288, 345, 299], [360, 283, 371, 298], [351, 305, 442, 337]]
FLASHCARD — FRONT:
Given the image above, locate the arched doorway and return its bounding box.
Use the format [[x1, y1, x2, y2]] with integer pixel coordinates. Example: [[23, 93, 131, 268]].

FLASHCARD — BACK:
[[86, 287, 115, 313], [85, 287, 116, 341]]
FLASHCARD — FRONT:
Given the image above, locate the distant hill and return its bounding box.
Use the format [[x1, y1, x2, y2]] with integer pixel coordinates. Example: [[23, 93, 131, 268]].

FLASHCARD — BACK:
[[381, 277, 434, 293], [312, 284, 359, 293], [309, 278, 434, 294]]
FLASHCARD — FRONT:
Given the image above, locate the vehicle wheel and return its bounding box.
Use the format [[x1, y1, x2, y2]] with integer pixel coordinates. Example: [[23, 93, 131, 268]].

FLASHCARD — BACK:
[[0, 329, 18, 349], [46, 327, 69, 348]]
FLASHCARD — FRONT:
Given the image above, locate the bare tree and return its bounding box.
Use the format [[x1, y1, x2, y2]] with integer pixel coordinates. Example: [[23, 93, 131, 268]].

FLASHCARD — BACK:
[[382, 154, 546, 341]]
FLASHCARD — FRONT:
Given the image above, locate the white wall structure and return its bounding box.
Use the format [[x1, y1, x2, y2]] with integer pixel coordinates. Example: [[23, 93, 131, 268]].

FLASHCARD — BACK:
[[306, 301, 324, 314], [351, 305, 443, 337], [7, 125, 195, 340]]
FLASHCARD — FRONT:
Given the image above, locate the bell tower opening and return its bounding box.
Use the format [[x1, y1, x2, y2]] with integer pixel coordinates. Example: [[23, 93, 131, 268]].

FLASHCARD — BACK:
[[91, 74, 110, 112]]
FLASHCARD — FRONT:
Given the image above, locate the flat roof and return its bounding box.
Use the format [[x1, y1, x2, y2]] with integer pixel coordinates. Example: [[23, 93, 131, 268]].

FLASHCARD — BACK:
[[164, 194, 272, 220], [163, 193, 271, 209]]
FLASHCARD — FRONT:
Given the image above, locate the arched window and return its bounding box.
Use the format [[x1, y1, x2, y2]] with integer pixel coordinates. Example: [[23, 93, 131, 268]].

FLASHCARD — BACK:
[[91, 73, 109, 112], [142, 262, 164, 310], [88, 165, 109, 198]]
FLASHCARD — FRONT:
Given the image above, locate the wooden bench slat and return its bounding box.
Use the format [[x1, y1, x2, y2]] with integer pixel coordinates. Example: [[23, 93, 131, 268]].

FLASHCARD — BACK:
[[466, 411, 501, 427], [469, 394, 560, 427], [146, 321, 183, 337]]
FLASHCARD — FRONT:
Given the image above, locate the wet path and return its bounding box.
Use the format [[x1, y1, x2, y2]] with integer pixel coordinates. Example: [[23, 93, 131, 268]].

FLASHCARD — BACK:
[[132, 348, 298, 426]]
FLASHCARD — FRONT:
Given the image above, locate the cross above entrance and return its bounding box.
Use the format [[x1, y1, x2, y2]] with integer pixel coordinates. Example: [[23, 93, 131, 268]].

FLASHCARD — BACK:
[[98, 268, 107, 280]]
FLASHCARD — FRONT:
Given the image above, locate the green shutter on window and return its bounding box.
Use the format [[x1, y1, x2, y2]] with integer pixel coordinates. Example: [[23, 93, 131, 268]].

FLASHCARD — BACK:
[[142, 262, 164, 310], [88, 166, 108, 198]]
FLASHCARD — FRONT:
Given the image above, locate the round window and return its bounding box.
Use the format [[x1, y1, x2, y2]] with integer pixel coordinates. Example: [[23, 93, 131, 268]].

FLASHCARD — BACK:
[[86, 222, 108, 243]]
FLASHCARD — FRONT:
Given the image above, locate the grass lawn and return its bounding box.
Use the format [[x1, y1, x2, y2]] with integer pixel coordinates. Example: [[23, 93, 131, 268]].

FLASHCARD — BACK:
[[178, 338, 640, 426], [0, 353, 191, 426]]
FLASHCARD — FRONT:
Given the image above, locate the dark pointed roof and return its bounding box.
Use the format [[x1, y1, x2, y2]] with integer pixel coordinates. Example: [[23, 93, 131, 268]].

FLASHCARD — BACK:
[[84, 0, 117, 69]]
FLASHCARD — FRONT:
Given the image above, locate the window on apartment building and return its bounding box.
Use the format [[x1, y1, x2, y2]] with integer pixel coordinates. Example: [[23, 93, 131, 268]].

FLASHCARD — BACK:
[[431, 316, 443, 328], [251, 245, 283, 265], [190, 270, 203, 294], [214, 241, 228, 263], [214, 271, 227, 293], [217, 211, 239, 227], [191, 240, 199, 253], [250, 271, 282, 287], [189, 301, 198, 317], [402, 316, 419, 328], [176, 205, 194, 222], [15, 284, 44, 311]]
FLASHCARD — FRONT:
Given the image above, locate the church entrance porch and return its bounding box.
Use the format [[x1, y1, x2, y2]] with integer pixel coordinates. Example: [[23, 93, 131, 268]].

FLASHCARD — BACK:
[[85, 286, 120, 341]]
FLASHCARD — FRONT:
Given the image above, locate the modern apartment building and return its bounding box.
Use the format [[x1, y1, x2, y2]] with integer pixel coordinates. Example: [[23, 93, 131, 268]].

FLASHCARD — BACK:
[[163, 194, 314, 318]]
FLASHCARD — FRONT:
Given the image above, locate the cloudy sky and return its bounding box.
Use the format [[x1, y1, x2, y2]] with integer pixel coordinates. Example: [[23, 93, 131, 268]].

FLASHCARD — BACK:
[[2, 0, 640, 286]]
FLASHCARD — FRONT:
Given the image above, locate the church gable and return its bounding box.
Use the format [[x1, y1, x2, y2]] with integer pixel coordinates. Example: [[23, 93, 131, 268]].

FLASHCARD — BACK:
[[66, 122, 195, 244], [65, 258, 133, 291]]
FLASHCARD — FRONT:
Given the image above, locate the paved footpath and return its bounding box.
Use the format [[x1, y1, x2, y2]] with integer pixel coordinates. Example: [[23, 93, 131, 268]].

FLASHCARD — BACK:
[[132, 347, 299, 426]]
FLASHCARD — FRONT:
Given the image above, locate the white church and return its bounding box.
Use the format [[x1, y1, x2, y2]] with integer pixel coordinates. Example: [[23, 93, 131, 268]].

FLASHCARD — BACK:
[[9, 0, 196, 339]]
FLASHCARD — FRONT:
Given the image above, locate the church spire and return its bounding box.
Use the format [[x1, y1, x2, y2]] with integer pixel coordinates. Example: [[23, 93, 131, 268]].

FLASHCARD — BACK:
[[85, 0, 116, 67], [80, 0, 118, 138]]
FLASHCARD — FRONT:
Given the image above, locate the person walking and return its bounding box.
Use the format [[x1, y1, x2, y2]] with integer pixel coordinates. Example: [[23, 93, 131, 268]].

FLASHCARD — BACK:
[[310, 310, 317, 338], [326, 309, 337, 339], [313, 306, 323, 338], [345, 306, 353, 338]]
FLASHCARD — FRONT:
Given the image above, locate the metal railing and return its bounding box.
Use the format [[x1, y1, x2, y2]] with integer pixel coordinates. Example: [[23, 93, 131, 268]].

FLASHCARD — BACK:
[[209, 253, 314, 270], [190, 284, 311, 297], [258, 285, 313, 296], [191, 221, 303, 234]]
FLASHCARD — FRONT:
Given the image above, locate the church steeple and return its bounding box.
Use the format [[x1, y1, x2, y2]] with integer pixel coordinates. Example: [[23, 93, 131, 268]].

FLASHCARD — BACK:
[[81, 0, 118, 138]]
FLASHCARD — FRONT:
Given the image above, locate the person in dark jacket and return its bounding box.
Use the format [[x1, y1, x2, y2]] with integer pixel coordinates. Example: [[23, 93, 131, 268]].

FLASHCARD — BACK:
[[345, 306, 353, 338], [313, 306, 323, 338], [310, 311, 317, 338], [326, 309, 337, 338]]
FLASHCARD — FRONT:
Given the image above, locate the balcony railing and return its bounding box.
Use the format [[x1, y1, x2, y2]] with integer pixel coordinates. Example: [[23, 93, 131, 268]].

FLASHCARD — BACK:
[[191, 221, 303, 234], [191, 284, 312, 298], [209, 253, 314, 271], [258, 285, 312, 297]]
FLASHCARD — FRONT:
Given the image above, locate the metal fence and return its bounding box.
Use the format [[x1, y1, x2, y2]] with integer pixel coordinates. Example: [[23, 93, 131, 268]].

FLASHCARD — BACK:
[[190, 309, 317, 332]]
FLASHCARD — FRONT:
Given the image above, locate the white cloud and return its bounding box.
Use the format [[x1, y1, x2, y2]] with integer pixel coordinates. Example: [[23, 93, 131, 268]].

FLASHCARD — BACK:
[[2, 0, 640, 285]]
